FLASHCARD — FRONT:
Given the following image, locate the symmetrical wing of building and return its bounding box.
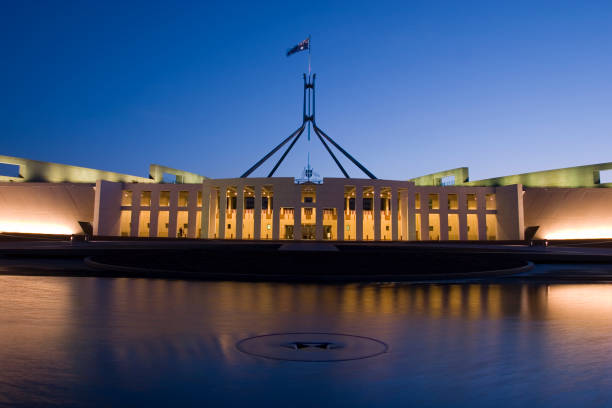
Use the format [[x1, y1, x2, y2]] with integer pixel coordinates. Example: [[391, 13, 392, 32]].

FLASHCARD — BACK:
[[1, 153, 612, 241]]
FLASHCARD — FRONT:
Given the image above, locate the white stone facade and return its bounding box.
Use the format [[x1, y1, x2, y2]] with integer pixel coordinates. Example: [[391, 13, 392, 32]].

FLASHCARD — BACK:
[[89, 177, 524, 241]]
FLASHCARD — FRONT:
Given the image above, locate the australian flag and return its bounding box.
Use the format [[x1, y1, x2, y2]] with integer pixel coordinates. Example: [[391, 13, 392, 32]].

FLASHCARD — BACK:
[[286, 37, 309, 57]]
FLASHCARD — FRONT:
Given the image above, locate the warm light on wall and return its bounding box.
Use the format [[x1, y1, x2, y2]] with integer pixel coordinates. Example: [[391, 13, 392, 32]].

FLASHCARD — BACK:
[[0, 221, 74, 235], [545, 228, 612, 240]]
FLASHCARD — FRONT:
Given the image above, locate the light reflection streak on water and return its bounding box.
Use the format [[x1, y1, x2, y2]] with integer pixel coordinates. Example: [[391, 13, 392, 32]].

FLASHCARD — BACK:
[[1, 277, 612, 407]]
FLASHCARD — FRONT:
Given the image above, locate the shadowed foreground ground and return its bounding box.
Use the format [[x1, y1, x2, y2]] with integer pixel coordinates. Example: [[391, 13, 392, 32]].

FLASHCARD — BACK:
[[88, 244, 528, 277], [3, 238, 612, 281]]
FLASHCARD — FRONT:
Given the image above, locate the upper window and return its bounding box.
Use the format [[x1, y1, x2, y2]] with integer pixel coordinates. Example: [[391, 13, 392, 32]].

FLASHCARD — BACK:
[[447, 194, 458, 210], [428, 194, 439, 210], [160, 191, 170, 206], [121, 190, 132, 206], [467, 194, 477, 210], [178, 191, 189, 207], [486, 194, 496, 210], [140, 191, 151, 207]]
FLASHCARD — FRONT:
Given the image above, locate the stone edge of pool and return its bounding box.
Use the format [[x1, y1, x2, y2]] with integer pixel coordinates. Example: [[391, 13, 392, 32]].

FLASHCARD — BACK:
[[83, 256, 534, 282]]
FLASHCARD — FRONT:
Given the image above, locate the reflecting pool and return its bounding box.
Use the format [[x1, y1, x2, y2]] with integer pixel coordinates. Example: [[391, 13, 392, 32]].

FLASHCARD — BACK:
[[1, 276, 612, 407]]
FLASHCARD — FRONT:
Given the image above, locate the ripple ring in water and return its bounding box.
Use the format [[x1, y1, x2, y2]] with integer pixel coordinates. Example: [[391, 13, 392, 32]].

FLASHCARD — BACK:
[[236, 332, 389, 362]]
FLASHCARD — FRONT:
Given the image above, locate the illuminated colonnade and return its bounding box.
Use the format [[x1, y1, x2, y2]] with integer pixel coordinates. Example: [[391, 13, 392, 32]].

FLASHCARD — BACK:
[[101, 177, 519, 241], [203, 178, 515, 241]]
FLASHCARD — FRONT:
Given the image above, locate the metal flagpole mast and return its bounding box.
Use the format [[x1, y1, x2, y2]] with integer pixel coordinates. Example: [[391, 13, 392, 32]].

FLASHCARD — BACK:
[[307, 36, 312, 142], [308, 35, 311, 76], [241, 36, 377, 180], [306, 34, 312, 175]]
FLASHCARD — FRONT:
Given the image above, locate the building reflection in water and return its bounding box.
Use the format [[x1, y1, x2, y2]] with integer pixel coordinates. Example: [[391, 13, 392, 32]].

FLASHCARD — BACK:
[[2, 277, 612, 406]]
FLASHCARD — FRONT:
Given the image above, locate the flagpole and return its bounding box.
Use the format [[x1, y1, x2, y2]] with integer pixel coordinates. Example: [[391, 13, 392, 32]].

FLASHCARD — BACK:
[[308, 35, 311, 76], [306, 36, 312, 143]]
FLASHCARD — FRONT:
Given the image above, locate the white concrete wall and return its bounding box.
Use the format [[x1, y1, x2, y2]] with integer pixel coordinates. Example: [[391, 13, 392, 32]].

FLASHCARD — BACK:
[[524, 187, 612, 239], [0, 182, 94, 234]]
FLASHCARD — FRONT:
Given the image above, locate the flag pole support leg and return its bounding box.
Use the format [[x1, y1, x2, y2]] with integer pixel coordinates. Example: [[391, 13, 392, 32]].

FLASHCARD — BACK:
[[313, 123, 377, 180], [240, 124, 305, 178], [313, 126, 349, 178], [268, 127, 306, 177]]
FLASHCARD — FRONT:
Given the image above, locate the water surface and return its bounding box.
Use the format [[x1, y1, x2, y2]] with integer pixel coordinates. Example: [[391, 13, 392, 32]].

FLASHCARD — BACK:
[[1, 276, 612, 407]]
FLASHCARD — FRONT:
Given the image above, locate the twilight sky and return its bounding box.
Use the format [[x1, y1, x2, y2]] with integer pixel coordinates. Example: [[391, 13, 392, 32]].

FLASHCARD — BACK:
[[2, 1, 612, 181]]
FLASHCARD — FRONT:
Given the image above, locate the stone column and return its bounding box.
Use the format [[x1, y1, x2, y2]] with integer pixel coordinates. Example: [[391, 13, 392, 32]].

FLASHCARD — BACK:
[[408, 187, 417, 240], [459, 214, 468, 240], [130, 210, 139, 237], [272, 198, 280, 240], [149, 190, 159, 237], [294, 206, 302, 241], [391, 188, 398, 241], [236, 186, 244, 240], [187, 190, 197, 238], [373, 187, 381, 241], [201, 186, 209, 238], [402, 189, 411, 240], [337, 203, 344, 241], [168, 190, 178, 238], [315, 206, 324, 240], [355, 187, 363, 241], [218, 186, 227, 239], [440, 192, 449, 241], [477, 213, 487, 240], [208, 187, 220, 238], [476, 192, 486, 240], [254, 186, 262, 240], [458, 191, 468, 240], [421, 194, 429, 241]]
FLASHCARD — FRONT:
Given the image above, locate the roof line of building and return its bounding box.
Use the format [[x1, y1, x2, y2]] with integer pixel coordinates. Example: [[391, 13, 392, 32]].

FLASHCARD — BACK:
[[0, 154, 206, 184], [3, 153, 612, 188], [410, 162, 612, 188]]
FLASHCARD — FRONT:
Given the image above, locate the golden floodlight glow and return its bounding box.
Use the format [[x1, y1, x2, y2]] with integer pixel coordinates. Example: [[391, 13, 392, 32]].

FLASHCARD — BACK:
[[548, 285, 612, 318], [0, 221, 74, 235], [545, 228, 612, 240]]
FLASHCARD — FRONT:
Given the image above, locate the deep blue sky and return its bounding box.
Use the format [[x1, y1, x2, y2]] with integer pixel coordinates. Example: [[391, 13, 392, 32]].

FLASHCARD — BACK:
[[2, 1, 612, 181]]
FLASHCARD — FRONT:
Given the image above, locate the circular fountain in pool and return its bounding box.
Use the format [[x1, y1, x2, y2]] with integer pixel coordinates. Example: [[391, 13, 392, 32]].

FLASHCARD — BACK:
[[236, 332, 388, 362]]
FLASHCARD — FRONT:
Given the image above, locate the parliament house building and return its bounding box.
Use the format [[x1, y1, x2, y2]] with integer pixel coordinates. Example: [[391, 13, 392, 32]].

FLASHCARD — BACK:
[[1, 153, 612, 242]]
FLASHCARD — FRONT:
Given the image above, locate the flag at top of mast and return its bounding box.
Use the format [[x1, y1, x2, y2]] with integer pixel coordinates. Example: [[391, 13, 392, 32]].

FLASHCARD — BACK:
[[286, 37, 310, 57]]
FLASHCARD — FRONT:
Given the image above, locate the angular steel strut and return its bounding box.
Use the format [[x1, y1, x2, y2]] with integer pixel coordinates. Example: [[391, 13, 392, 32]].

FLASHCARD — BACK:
[[240, 74, 376, 179]]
